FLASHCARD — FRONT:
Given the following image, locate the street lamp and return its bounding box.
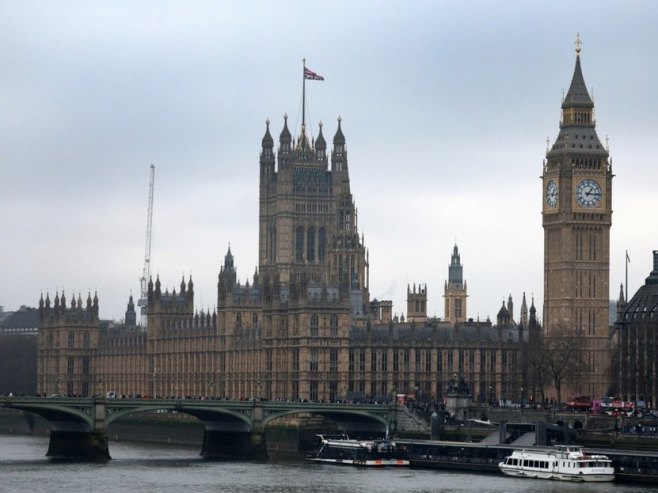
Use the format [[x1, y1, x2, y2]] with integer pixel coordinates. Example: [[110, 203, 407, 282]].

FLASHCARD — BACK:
[[520, 387, 524, 408]]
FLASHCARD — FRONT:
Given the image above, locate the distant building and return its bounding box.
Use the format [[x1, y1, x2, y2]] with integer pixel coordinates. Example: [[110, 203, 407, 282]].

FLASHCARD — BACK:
[[0, 306, 39, 395], [36, 119, 533, 402], [0, 306, 39, 335], [542, 38, 613, 400], [614, 250, 658, 408], [444, 245, 467, 326]]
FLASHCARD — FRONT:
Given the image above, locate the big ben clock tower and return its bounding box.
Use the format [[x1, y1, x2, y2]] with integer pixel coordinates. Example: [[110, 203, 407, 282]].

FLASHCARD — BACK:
[[542, 35, 613, 400]]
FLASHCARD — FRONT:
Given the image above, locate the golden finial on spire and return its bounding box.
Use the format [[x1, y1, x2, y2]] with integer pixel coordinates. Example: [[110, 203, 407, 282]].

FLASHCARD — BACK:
[[575, 32, 582, 55]]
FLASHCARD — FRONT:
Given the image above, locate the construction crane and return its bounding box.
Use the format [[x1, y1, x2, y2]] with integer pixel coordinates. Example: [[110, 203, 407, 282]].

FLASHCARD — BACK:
[[138, 164, 155, 326]]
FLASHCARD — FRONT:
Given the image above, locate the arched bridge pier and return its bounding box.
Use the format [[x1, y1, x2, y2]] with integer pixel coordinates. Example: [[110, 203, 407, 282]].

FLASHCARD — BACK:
[[0, 397, 394, 461]]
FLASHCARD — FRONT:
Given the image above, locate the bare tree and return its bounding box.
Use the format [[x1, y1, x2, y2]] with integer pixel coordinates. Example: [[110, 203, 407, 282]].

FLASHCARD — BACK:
[[528, 335, 550, 404], [544, 324, 584, 405]]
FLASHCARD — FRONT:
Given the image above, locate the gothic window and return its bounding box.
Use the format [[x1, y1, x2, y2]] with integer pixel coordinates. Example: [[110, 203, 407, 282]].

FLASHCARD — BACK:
[[307, 227, 315, 262], [67, 331, 74, 348], [455, 299, 462, 319], [295, 226, 304, 262], [310, 314, 319, 337], [318, 227, 326, 262], [82, 356, 90, 375], [403, 350, 410, 372], [393, 351, 399, 372], [330, 349, 338, 372], [349, 350, 355, 372], [382, 351, 388, 372], [329, 381, 337, 401], [266, 349, 273, 372], [269, 227, 277, 263], [310, 349, 319, 372], [292, 348, 299, 372], [371, 350, 377, 371], [436, 351, 443, 372], [67, 357, 74, 374], [310, 380, 318, 401], [236, 313, 242, 329], [83, 332, 90, 349], [330, 315, 338, 337], [359, 350, 365, 372], [589, 233, 597, 261]]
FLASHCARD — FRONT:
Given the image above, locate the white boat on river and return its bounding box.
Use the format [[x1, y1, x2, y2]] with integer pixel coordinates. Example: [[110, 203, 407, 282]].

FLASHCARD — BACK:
[[307, 435, 409, 467], [499, 445, 614, 482]]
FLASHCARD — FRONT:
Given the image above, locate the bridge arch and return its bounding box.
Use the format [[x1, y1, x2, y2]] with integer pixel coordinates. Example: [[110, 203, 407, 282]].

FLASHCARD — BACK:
[[105, 404, 252, 432], [4, 401, 94, 432]]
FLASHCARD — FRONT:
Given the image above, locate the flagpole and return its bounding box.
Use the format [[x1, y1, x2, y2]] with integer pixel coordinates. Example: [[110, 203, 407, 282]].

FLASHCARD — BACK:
[[302, 58, 306, 129], [625, 250, 629, 302]]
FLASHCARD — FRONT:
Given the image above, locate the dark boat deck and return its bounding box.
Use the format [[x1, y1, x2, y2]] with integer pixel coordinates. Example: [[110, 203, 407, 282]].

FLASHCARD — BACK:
[[396, 438, 658, 484]]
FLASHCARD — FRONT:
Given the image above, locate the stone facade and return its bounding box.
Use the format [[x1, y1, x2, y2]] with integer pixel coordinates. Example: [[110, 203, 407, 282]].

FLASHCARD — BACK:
[[614, 251, 658, 408], [542, 42, 613, 400], [36, 117, 537, 403]]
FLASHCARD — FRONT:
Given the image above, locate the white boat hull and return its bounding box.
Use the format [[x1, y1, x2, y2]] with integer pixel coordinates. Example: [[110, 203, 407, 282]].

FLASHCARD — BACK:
[[309, 457, 409, 467], [499, 446, 615, 483], [500, 466, 614, 482]]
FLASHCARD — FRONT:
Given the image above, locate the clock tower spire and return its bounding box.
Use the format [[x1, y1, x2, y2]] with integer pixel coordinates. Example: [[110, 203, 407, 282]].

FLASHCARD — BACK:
[[542, 36, 613, 401]]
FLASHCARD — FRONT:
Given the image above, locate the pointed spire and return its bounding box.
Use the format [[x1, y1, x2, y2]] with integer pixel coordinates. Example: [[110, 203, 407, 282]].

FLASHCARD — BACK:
[[618, 283, 625, 303], [279, 113, 291, 147], [261, 118, 273, 148], [563, 33, 594, 109], [315, 121, 326, 149], [333, 116, 345, 146], [224, 244, 234, 270]]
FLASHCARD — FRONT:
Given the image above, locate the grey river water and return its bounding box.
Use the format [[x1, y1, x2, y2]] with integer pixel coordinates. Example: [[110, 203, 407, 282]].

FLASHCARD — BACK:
[[0, 434, 653, 493]]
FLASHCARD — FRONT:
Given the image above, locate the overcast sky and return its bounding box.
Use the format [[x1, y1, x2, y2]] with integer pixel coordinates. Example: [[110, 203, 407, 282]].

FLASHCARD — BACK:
[[2, 1, 657, 322]]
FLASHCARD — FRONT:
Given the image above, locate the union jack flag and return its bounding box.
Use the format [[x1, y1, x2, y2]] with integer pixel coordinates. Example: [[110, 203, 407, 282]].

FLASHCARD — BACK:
[[304, 67, 324, 81]]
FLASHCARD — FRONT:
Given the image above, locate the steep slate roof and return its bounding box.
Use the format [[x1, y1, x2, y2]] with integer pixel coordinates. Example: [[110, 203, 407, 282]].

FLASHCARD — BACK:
[[562, 54, 594, 108], [350, 320, 523, 345]]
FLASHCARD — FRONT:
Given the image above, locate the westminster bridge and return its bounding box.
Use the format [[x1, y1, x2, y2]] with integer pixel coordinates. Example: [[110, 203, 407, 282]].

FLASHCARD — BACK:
[[0, 396, 395, 460]]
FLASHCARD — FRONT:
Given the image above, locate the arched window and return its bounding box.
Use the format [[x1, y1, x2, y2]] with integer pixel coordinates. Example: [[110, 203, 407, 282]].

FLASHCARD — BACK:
[[67, 331, 75, 348], [307, 227, 315, 262], [310, 314, 319, 337], [295, 226, 304, 262], [318, 227, 326, 262], [330, 315, 338, 337]]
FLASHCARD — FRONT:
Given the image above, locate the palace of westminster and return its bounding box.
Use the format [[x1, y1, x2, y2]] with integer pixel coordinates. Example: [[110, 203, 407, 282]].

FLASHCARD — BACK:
[[35, 44, 658, 408]]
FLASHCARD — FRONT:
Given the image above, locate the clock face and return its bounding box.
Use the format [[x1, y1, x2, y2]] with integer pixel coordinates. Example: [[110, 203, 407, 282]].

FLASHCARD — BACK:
[[546, 180, 558, 208], [575, 178, 602, 208]]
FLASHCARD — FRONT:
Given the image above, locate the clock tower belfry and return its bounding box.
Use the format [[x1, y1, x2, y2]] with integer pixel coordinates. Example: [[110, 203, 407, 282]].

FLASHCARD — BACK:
[[542, 36, 613, 400]]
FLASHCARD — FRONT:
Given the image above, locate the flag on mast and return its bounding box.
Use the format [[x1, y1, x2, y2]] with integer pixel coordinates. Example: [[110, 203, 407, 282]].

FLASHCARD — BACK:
[[626, 250, 631, 263], [304, 67, 324, 81]]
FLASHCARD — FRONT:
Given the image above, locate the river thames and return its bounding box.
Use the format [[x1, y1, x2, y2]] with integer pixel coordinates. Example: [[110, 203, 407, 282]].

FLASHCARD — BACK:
[[0, 435, 652, 493]]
